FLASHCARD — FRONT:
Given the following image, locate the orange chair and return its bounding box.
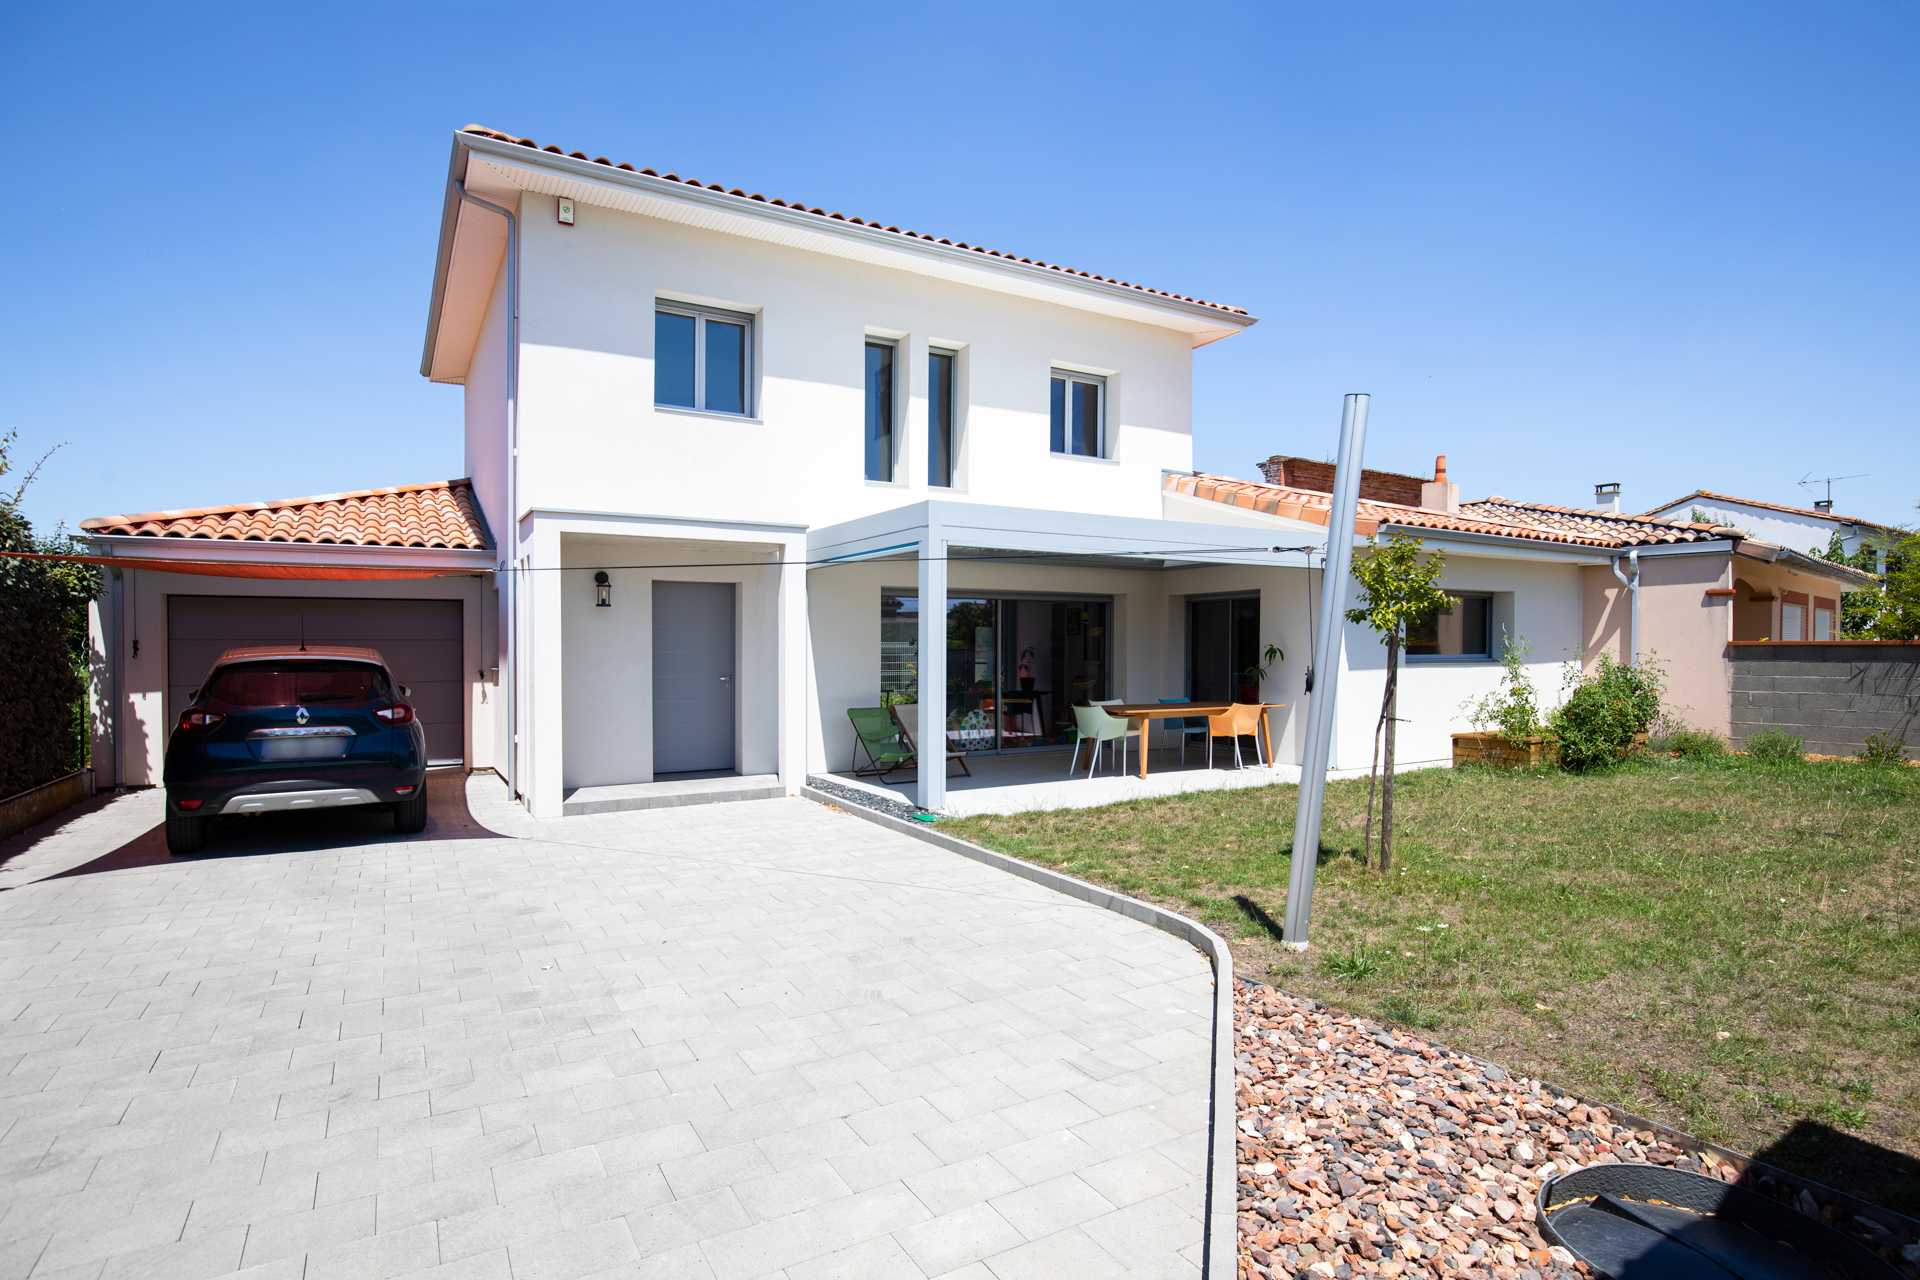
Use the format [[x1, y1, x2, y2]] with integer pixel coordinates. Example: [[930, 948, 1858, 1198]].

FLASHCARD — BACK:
[[1206, 703, 1267, 770]]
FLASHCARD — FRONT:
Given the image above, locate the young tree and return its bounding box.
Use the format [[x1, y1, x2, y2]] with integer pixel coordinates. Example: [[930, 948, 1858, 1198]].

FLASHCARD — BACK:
[[1345, 533, 1450, 873]]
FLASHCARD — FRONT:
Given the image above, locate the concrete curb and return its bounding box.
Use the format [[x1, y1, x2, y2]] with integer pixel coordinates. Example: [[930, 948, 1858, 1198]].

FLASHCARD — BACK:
[[800, 785, 1239, 1279]]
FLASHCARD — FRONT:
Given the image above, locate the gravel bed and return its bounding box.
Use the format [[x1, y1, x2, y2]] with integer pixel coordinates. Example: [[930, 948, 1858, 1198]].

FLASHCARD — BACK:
[[1233, 979, 1919, 1279], [804, 775, 928, 823]]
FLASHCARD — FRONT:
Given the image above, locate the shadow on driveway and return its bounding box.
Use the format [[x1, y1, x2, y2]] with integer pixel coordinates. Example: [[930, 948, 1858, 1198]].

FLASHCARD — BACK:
[[42, 768, 492, 881]]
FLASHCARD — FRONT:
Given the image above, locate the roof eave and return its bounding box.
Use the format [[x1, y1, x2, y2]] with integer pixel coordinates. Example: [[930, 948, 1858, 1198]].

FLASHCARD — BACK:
[[420, 136, 476, 379], [453, 131, 1259, 338]]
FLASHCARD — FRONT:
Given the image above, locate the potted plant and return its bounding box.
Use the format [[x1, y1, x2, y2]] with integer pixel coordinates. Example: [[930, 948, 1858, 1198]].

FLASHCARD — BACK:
[[1237, 643, 1283, 704], [1455, 636, 1549, 768]]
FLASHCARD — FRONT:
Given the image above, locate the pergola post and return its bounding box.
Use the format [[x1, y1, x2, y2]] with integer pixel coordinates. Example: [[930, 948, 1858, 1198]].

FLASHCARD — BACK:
[[916, 525, 947, 812]]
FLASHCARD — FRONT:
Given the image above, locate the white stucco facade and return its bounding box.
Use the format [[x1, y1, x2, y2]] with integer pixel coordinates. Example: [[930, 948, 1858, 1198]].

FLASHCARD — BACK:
[[408, 128, 1625, 817]]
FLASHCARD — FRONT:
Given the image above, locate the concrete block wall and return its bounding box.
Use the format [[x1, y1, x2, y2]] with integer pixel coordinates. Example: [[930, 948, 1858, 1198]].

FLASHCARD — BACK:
[[1728, 643, 1920, 756]]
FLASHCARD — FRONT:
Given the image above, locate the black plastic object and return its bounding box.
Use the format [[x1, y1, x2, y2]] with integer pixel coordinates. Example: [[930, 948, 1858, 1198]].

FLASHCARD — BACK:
[[1537, 1164, 1901, 1280]]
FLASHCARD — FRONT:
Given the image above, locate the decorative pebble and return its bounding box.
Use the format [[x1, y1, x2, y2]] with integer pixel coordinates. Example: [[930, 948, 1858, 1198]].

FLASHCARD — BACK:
[[1232, 979, 1918, 1280]]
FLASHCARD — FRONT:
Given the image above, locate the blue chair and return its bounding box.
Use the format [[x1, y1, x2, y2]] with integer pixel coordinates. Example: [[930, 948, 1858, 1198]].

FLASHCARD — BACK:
[[1159, 698, 1208, 764]]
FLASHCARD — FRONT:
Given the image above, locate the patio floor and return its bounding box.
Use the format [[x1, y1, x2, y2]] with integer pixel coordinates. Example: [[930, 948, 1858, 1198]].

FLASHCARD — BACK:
[[827, 744, 1302, 817]]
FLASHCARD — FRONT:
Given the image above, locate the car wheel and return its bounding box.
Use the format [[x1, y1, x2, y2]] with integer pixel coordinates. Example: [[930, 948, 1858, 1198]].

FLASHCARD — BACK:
[[392, 792, 429, 834], [165, 812, 210, 856]]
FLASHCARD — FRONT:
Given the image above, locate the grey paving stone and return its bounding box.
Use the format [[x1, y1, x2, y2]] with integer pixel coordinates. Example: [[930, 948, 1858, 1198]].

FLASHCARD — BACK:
[[0, 784, 1210, 1280]]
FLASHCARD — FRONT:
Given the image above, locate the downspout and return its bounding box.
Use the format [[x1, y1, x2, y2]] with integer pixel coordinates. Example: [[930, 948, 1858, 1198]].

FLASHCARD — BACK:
[[453, 180, 520, 802], [1610, 549, 1640, 667]]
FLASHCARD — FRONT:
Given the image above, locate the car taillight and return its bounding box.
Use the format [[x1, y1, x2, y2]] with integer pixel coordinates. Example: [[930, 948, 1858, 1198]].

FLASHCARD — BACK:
[[176, 800, 202, 809], [374, 703, 415, 726], [178, 710, 225, 732]]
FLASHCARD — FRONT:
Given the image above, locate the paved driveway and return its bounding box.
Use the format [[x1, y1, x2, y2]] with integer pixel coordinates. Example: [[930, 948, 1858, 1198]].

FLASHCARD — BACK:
[[0, 773, 1213, 1280]]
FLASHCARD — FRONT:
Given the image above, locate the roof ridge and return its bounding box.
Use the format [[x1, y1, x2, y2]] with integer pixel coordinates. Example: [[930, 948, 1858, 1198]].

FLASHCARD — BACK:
[[1643, 488, 1890, 528], [80, 479, 471, 530], [459, 126, 1249, 318]]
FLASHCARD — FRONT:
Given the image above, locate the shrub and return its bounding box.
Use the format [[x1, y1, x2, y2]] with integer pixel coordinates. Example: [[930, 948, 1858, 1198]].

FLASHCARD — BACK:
[[0, 434, 99, 797], [1460, 636, 1543, 744], [1655, 725, 1728, 758], [1859, 732, 1910, 767], [1549, 654, 1664, 772], [1746, 729, 1805, 764]]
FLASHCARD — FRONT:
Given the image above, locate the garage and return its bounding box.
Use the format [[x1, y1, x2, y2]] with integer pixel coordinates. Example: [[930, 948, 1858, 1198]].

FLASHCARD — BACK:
[[168, 595, 467, 765]]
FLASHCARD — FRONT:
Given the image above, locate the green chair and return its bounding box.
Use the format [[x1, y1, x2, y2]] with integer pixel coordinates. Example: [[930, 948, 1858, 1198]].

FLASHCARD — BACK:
[[1070, 704, 1133, 777], [848, 707, 915, 780]]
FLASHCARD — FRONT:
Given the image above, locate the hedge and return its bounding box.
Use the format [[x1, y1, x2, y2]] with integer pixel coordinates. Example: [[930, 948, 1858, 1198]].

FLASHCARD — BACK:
[[0, 515, 99, 798]]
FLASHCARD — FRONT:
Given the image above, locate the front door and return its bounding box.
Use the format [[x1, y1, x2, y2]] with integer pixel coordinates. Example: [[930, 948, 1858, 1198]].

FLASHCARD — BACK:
[[653, 582, 736, 774]]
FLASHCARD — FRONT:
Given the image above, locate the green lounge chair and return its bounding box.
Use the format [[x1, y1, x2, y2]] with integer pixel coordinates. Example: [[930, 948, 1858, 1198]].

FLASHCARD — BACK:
[[848, 707, 915, 780]]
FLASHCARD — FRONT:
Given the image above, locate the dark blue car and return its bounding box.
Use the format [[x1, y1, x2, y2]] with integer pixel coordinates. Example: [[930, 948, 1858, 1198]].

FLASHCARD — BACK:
[[164, 645, 428, 855]]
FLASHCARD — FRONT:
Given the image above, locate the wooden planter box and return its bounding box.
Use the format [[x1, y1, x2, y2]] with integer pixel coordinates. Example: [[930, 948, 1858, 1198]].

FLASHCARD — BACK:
[[1452, 733, 1553, 769], [1451, 732, 1648, 769]]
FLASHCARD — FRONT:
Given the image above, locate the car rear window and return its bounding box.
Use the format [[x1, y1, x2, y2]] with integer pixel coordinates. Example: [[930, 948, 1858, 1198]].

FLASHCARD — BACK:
[[205, 660, 390, 707]]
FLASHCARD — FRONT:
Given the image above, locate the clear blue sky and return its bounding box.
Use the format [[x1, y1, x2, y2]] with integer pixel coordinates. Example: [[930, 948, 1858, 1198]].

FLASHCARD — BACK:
[[3, 2, 1915, 535]]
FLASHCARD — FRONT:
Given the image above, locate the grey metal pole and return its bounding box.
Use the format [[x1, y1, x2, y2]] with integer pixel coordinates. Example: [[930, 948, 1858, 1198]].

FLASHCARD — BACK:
[[1283, 394, 1370, 948]]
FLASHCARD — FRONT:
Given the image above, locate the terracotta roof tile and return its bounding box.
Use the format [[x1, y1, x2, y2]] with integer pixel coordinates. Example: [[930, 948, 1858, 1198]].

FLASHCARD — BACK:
[[1166, 473, 1723, 549], [1459, 497, 1725, 546], [460, 125, 1249, 318], [79, 480, 490, 550]]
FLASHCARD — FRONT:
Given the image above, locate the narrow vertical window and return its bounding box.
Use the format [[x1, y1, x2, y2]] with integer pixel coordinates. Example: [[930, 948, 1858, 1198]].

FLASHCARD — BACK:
[[928, 349, 955, 488], [1049, 369, 1106, 457], [654, 303, 753, 414], [865, 341, 895, 482]]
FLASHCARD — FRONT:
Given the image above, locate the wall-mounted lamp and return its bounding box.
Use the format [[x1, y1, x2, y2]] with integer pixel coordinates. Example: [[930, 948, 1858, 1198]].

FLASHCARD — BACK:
[[594, 571, 611, 608]]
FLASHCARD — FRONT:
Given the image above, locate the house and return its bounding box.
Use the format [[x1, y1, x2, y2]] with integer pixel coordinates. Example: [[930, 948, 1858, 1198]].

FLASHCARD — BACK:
[[84, 126, 1871, 820], [1641, 489, 1900, 570]]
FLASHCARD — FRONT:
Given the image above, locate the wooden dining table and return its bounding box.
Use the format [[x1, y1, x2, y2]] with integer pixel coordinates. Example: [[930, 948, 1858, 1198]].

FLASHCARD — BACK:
[[1098, 702, 1286, 779]]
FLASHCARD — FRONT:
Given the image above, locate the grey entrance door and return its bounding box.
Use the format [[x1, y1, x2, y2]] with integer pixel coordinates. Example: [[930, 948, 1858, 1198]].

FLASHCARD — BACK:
[[652, 582, 736, 774]]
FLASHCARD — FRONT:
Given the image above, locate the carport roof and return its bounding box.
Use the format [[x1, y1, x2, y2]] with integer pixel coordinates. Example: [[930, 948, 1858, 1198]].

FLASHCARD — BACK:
[[79, 480, 490, 550]]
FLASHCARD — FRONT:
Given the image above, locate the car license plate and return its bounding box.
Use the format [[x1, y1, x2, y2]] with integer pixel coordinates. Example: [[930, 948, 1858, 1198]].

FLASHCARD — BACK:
[[256, 734, 353, 761]]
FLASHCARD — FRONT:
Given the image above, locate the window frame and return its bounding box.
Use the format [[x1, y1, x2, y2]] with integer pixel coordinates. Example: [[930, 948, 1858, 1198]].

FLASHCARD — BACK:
[[654, 301, 755, 417], [1049, 369, 1107, 459], [1404, 591, 1496, 663], [928, 347, 959, 488], [864, 337, 899, 483]]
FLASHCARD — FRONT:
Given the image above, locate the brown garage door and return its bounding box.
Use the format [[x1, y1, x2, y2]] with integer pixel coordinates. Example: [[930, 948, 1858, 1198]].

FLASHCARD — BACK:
[[168, 596, 465, 765]]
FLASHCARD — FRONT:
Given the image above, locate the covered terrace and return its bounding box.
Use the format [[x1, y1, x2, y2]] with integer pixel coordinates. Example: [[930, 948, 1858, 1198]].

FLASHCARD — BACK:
[[806, 499, 1330, 811]]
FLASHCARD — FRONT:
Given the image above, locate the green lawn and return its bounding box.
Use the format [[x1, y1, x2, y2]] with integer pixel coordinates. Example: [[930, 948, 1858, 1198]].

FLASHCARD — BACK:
[[943, 755, 1920, 1212]]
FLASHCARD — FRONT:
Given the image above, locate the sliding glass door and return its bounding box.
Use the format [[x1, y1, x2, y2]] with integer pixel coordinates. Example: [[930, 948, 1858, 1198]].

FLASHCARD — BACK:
[[879, 592, 1110, 752], [1189, 595, 1261, 703]]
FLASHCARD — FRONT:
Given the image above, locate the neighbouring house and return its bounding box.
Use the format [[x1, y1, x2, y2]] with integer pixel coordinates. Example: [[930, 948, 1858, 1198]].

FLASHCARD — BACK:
[[1172, 468, 1878, 742], [79, 125, 1879, 819], [1641, 489, 1901, 571]]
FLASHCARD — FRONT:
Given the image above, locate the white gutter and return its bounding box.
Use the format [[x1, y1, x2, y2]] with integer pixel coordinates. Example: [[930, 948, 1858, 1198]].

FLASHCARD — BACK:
[[451, 180, 521, 804], [1610, 550, 1641, 668]]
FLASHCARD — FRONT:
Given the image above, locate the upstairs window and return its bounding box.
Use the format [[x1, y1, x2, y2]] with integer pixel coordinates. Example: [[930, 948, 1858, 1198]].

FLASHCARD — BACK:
[[1407, 592, 1492, 660], [656, 303, 752, 415], [1050, 370, 1105, 457], [928, 349, 956, 487], [865, 340, 896, 482]]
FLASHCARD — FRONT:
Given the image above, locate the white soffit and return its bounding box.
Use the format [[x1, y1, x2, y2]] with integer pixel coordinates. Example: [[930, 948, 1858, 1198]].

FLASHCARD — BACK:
[[430, 199, 509, 383], [457, 144, 1253, 347]]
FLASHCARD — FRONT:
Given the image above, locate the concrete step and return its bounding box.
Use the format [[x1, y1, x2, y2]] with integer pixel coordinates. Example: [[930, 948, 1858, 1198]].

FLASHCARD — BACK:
[[561, 774, 784, 816]]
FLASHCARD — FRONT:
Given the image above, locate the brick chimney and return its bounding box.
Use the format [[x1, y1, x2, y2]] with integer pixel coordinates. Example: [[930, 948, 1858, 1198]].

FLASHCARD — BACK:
[[1419, 455, 1459, 514], [1256, 455, 1427, 507]]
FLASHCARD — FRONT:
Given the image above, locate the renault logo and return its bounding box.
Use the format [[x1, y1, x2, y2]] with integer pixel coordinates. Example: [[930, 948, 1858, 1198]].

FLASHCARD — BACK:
[[296, 706, 310, 725]]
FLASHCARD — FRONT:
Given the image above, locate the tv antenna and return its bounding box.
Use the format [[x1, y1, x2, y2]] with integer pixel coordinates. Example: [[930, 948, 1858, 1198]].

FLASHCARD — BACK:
[[1797, 471, 1866, 512]]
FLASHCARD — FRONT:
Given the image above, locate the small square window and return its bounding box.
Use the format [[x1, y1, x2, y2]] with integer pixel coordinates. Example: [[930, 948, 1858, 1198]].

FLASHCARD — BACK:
[[1407, 593, 1492, 659], [1049, 370, 1105, 457], [655, 302, 754, 415]]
